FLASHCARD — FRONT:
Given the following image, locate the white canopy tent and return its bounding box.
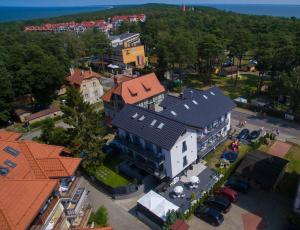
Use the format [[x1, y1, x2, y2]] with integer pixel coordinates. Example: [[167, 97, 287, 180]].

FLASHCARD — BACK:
[[174, 186, 184, 194], [137, 190, 179, 221]]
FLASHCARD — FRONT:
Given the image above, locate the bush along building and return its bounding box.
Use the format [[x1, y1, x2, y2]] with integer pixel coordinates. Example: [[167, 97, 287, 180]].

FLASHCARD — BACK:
[[112, 87, 236, 179], [102, 72, 166, 126]]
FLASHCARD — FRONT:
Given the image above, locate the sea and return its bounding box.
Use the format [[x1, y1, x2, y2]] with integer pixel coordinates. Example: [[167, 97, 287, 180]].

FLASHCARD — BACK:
[[0, 4, 300, 23], [0, 6, 111, 22]]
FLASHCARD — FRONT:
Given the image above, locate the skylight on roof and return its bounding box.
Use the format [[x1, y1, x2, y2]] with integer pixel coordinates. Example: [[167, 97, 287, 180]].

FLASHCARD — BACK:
[[158, 123, 165, 129], [210, 91, 216, 96], [192, 100, 198, 105], [4, 146, 20, 157], [184, 104, 190, 109], [0, 166, 9, 176], [4, 160, 17, 168], [171, 111, 177, 116], [150, 119, 157, 127], [139, 115, 145, 121], [203, 95, 208, 100], [132, 113, 138, 119]]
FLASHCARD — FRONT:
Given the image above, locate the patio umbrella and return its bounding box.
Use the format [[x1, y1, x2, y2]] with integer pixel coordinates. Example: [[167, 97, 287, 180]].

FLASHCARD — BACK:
[[174, 186, 183, 194], [190, 176, 199, 184]]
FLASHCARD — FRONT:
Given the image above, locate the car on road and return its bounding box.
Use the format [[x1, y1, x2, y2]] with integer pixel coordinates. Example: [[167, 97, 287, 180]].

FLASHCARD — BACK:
[[204, 195, 231, 213], [217, 187, 238, 202], [195, 205, 224, 226], [225, 178, 250, 194], [237, 129, 250, 140], [247, 130, 260, 140]]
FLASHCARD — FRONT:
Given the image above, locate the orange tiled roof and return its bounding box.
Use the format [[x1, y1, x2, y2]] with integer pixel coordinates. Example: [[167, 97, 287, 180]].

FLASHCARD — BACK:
[[102, 73, 165, 104], [68, 68, 102, 86], [0, 131, 21, 141], [0, 179, 57, 230]]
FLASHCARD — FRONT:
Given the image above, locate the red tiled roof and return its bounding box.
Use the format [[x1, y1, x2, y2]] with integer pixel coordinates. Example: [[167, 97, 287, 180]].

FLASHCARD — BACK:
[[0, 179, 57, 230], [0, 131, 21, 141], [170, 220, 190, 230], [101, 73, 165, 104], [68, 68, 102, 86]]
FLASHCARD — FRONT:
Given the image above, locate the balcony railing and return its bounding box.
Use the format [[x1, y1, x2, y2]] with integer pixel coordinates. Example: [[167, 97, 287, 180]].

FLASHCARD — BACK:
[[119, 139, 164, 164], [198, 135, 228, 158], [198, 121, 228, 143]]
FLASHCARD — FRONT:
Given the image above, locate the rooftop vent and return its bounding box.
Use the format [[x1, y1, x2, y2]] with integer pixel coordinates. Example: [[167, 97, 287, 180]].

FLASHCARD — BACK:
[[210, 91, 215, 96], [132, 113, 138, 119], [4, 160, 17, 168], [192, 100, 198, 105], [139, 115, 145, 121], [0, 166, 9, 176], [4, 146, 20, 157], [171, 111, 177, 116], [184, 104, 190, 109], [158, 123, 165, 129], [203, 95, 208, 100], [150, 119, 157, 127]]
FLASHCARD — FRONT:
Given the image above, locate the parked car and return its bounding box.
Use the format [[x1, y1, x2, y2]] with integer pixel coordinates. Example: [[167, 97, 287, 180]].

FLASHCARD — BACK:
[[195, 205, 224, 226], [217, 187, 238, 202], [247, 130, 260, 140], [237, 129, 250, 140], [225, 178, 250, 194], [204, 195, 231, 213]]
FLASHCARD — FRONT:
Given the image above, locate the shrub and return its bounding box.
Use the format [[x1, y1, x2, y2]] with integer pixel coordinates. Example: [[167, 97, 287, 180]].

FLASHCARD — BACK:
[[93, 206, 109, 227]]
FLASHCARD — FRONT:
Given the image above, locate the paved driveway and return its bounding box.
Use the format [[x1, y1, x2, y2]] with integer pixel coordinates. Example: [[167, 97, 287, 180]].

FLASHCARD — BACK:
[[80, 177, 149, 230], [187, 189, 292, 230]]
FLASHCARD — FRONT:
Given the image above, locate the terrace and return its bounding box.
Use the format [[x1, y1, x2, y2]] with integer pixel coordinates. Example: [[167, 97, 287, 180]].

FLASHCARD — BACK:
[[157, 164, 221, 213]]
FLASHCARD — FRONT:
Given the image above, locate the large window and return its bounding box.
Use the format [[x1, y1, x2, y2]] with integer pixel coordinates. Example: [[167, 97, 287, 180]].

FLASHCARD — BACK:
[[182, 141, 187, 153], [183, 156, 188, 167]]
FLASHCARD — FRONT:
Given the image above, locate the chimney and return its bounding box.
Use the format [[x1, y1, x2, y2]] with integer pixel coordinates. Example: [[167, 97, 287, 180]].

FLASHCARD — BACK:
[[69, 67, 75, 75]]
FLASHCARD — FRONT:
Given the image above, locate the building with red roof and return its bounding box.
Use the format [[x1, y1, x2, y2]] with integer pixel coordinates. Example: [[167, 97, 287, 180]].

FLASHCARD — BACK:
[[102, 72, 165, 125], [0, 131, 91, 230], [68, 68, 104, 104]]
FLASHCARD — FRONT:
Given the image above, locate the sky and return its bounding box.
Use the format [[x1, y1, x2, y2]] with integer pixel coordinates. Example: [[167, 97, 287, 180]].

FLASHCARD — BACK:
[[0, 0, 299, 7]]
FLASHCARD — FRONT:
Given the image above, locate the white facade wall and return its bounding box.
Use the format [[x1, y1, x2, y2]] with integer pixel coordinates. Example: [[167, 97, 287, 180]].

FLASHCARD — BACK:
[[164, 129, 197, 178], [81, 78, 104, 104]]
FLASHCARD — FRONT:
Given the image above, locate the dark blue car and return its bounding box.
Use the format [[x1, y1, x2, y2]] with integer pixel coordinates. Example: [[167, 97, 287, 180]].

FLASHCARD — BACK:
[[225, 178, 250, 194], [204, 195, 232, 213], [195, 205, 224, 226], [237, 129, 250, 140]]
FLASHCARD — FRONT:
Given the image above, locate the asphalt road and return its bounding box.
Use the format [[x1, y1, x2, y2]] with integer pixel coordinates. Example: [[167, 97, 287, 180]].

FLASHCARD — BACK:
[[231, 109, 300, 140]]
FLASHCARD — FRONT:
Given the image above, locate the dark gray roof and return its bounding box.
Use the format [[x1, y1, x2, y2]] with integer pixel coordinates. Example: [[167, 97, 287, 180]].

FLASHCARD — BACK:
[[112, 104, 186, 150], [159, 95, 183, 109], [159, 87, 236, 129], [235, 150, 289, 190]]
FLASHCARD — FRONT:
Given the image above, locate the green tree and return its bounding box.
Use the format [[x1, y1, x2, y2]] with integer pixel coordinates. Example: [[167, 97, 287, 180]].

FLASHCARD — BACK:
[[0, 62, 14, 125], [62, 86, 107, 166], [93, 206, 109, 227]]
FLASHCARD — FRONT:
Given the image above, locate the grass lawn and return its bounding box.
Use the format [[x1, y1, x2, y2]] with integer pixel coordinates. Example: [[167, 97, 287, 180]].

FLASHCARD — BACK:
[[94, 165, 130, 188], [204, 140, 252, 169], [277, 144, 300, 199], [184, 73, 262, 100]]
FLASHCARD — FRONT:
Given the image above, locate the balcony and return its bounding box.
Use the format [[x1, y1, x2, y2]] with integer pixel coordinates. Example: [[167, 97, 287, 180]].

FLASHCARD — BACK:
[[60, 176, 80, 199], [198, 135, 228, 158], [119, 139, 164, 165], [198, 121, 228, 143]]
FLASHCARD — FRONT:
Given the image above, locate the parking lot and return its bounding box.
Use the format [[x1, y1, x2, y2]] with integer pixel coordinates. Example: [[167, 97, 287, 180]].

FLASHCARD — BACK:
[[187, 188, 292, 230]]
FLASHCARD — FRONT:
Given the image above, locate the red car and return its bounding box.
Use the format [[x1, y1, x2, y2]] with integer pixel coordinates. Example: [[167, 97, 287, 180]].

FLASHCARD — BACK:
[[217, 187, 238, 202]]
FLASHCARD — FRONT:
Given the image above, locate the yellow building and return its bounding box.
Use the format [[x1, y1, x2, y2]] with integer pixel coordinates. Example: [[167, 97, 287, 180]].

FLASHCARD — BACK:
[[122, 45, 146, 67]]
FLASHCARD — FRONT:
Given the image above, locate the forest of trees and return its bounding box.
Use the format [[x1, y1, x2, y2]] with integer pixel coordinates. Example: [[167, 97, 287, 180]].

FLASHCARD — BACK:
[[1, 4, 300, 125]]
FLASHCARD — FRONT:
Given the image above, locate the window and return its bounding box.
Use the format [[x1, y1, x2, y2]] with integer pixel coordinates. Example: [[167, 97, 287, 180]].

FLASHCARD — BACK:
[[183, 156, 188, 167], [84, 93, 89, 99], [182, 141, 187, 153], [83, 84, 86, 89], [94, 90, 98, 97], [93, 82, 96, 87]]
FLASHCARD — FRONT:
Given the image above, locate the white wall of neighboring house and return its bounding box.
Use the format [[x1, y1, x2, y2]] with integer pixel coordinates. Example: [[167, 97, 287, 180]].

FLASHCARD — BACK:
[[80, 78, 104, 104], [164, 129, 197, 178]]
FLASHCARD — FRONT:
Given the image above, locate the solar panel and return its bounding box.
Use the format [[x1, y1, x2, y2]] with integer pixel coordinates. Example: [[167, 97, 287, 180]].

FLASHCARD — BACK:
[[0, 166, 9, 176], [4, 160, 17, 168], [4, 146, 20, 157]]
